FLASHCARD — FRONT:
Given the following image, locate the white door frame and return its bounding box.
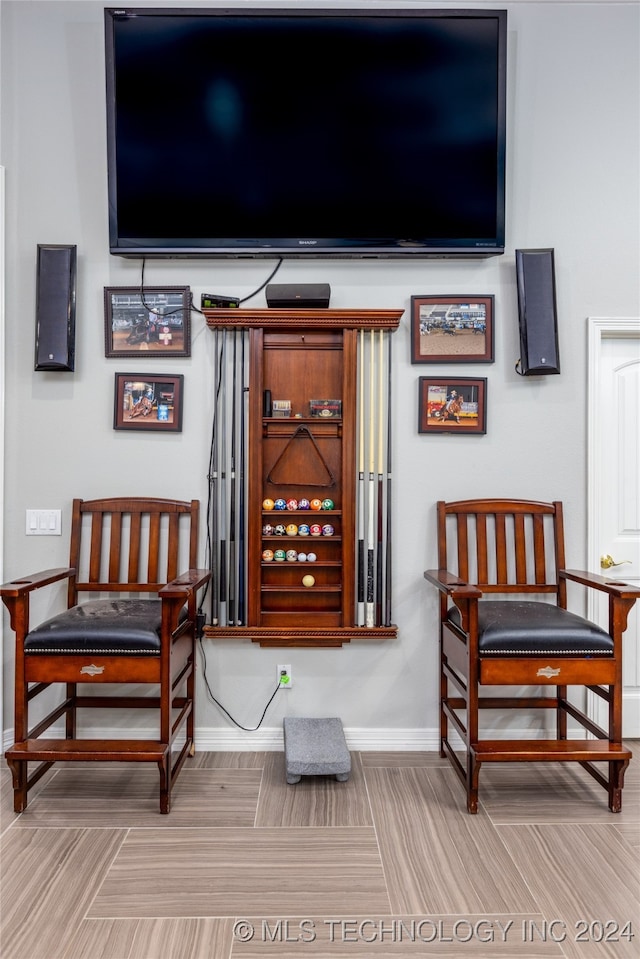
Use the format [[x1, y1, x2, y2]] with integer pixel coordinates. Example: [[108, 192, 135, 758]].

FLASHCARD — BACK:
[[587, 316, 640, 731]]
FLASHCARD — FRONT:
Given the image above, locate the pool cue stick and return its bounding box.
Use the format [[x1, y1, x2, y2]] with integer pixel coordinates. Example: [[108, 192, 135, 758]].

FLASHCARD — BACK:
[[228, 329, 238, 625], [210, 327, 220, 625], [237, 330, 246, 625], [385, 333, 393, 627], [357, 329, 365, 625], [218, 329, 227, 628], [376, 328, 384, 626], [366, 328, 376, 628]]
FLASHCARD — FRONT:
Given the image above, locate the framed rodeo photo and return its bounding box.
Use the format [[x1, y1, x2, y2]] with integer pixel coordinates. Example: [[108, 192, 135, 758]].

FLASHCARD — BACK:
[[113, 373, 184, 433], [411, 295, 494, 364], [104, 286, 191, 358], [418, 377, 487, 435]]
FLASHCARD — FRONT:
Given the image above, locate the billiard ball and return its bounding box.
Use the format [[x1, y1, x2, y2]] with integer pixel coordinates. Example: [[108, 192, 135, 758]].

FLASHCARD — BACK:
[[286, 523, 298, 536], [298, 524, 310, 536], [262, 523, 274, 536], [302, 574, 315, 587], [286, 498, 298, 511], [310, 499, 322, 510], [297, 552, 307, 562], [262, 498, 275, 511], [321, 498, 334, 510], [298, 498, 310, 510], [286, 549, 298, 562], [262, 549, 274, 562], [274, 498, 287, 510], [310, 524, 322, 536], [306, 552, 317, 562], [274, 549, 286, 562], [274, 524, 286, 535], [321, 524, 334, 536]]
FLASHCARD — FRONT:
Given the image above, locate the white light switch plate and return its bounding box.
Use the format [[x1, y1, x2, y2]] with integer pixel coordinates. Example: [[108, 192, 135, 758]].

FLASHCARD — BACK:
[[26, 509, 62, 535]]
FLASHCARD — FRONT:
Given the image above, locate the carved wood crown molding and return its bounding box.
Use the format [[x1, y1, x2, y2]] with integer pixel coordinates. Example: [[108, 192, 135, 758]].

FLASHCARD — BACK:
[[204, 308, 403, 331]]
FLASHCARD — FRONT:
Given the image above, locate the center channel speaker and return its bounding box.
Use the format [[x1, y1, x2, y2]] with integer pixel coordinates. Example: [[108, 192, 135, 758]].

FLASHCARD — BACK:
[[515, 248, 560, 375], [34, 243, 77, 372], [266, 283, 331, 309]]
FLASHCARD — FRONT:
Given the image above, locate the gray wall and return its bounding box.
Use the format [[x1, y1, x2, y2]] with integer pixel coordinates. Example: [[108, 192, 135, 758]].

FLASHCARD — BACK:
[[2, 1, 639, 746]]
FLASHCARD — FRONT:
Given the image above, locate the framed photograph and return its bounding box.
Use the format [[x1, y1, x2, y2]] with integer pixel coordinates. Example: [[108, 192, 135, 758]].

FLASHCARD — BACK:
[[114, 373, 184, 432], [418, 377, 487, 435], [104, 286, 191, 357], [411, 295, 494, 364]]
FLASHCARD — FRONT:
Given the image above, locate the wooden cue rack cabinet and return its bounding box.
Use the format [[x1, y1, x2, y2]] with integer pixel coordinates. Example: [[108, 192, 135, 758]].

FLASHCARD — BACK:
[[203, 308, 401, 648]]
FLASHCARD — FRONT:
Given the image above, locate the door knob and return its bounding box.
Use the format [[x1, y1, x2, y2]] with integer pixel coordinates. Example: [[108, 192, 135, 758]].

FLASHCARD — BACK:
[[600, 554, 631, 570]]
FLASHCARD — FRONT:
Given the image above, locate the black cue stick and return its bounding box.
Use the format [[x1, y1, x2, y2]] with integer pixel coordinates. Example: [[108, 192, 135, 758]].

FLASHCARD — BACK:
[[385, 334, 393, 627]]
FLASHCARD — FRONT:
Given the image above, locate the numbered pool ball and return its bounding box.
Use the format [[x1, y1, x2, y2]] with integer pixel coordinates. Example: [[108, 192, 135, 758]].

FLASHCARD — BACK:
[[297, 552, 307, 562], [321, 498, 334, 510], [262, 498, 275, 511], [310, 523, 322, 536], [286, 498, 298, 511], [274, 498, 287, 510], [274, 549, 286, 562], [286, 549, 298, 562], [298, 498, 310, 510], [297, 524, 310, 536], [310, 498, 322, 511], [262, 549, 274, 562], [322, 524, 335, 536], [262, 523, 275, 536], [285, 523, 298, 536], [306, 552, 317, 562], [274, 524, 287, 536], [302, 574, 315, 588]]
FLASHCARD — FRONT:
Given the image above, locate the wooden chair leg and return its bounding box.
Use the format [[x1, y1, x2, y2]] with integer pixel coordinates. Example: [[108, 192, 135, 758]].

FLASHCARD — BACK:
[[158, 756, 170, 814], [608, 759, 629, 813], [7, 758, 28, 813], [466, 753, 480, 814]]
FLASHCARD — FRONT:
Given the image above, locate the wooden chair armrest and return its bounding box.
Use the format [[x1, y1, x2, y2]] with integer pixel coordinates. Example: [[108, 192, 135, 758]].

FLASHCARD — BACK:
[[560, 568, 640, 599], [159, 569, 211, 599], [424, 569, 482, 599], [0, 567, 75, 598]]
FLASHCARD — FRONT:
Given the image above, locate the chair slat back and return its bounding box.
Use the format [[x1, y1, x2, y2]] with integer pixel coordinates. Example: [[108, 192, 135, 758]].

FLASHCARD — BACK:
[[438, 498, 566, 602], [67, 497, 199, 606]]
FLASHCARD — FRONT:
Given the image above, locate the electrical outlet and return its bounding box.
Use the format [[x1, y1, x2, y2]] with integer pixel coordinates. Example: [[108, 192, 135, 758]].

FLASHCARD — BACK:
[[278, 664, 292, 689]]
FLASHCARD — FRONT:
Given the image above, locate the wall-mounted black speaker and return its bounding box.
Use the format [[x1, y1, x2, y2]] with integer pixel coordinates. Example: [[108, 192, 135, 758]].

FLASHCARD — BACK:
[[266, 283, 331, 309], [515, 248, 559, 375], [34, 244, 77, 371]]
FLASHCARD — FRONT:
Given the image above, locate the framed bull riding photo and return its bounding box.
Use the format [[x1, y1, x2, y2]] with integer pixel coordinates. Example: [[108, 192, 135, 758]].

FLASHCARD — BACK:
[[418, 377, 487, 435], [113, 373, 184, 432], [410, 295, 494, 364], [104, 286, 191, 358]]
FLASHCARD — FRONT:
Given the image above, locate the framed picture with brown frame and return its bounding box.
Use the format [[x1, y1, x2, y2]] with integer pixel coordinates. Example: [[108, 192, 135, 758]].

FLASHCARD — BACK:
[[418, 376, 487, 435], [410, 295, 494, 364], [113, 372, 184, 432], [104, 286, 191, 357]]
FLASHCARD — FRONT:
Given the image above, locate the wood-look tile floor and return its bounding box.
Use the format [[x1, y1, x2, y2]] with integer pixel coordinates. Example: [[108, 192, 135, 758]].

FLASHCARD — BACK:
[[1, 746, 638, 959]]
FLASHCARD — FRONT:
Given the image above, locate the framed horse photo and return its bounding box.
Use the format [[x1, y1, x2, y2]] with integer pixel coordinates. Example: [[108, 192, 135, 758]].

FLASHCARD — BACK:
[[104, 286, 191, 358], [113, 372, 184, 433], [410, 295, 494, 364], [418, 377, 487, 435]]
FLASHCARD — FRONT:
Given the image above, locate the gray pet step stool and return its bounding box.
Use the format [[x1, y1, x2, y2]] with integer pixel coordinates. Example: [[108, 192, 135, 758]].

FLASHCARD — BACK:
[[284, 717, 351, 784]]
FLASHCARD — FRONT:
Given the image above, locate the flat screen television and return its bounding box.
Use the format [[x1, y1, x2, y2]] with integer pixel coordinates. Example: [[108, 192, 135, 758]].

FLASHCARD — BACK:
[[104, 7, 507, 259]]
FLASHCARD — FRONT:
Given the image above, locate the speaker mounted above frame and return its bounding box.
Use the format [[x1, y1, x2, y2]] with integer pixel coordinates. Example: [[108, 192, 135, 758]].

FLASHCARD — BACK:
[[515, 248, 560, 376]]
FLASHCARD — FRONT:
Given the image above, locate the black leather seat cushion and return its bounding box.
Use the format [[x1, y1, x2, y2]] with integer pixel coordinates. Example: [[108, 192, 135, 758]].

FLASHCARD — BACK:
[[447, 600, 613, 655], [24, 599, 163, 655]]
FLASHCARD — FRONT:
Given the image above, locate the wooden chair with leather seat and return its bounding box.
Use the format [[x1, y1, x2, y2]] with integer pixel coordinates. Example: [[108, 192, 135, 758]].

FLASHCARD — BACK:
[[1, 497, 210, 814], [424, 498, 639, 813]]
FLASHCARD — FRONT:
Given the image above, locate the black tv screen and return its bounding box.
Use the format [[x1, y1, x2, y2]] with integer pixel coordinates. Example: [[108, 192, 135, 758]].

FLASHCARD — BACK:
[[104, 8, 507, 259]]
